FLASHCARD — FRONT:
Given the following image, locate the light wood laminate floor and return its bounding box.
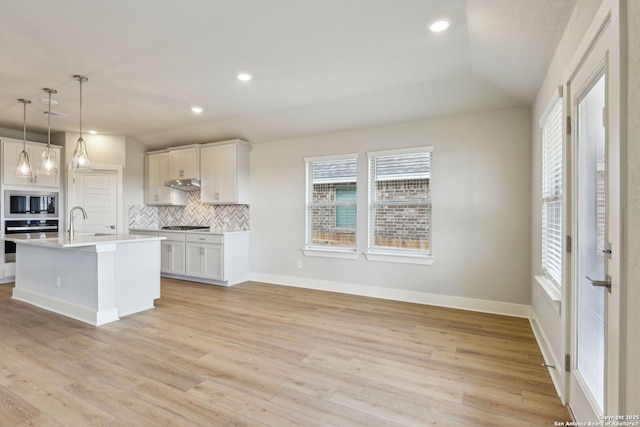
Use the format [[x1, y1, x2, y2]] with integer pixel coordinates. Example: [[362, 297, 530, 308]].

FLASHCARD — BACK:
[[0, 278, 570, 426]]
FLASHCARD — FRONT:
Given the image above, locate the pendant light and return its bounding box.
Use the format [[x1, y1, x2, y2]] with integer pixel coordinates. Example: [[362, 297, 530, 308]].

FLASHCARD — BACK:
[[15, 98, 33, 178], [38, 88, 59, 176], [69, 74, 92, 171]]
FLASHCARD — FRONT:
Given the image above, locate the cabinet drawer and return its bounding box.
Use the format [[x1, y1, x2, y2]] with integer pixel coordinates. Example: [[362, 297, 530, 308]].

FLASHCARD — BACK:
[[186, 233, 223, 244], [159, 232, 187, 241]]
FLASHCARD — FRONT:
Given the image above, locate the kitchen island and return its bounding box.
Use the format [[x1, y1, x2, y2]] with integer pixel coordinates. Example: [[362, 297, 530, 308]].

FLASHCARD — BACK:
[[9, 233, 165, 326]]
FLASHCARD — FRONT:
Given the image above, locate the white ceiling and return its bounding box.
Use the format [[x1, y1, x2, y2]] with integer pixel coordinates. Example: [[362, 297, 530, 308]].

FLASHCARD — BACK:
[[0, 0, 575, 149]]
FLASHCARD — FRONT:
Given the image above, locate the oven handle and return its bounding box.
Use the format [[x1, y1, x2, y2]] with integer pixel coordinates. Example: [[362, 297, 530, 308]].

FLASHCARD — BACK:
[[6, 226, 58, 232]]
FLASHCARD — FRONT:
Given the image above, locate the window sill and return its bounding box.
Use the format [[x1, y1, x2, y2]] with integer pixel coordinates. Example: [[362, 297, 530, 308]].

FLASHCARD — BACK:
[[534, 275, 561, 315], [302, 247, 358, 260], [364, 251, 434, 265]]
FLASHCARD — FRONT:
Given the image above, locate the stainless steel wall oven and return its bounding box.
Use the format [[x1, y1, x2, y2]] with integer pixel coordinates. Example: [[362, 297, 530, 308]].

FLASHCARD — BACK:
[[4, 219, 59, 263]]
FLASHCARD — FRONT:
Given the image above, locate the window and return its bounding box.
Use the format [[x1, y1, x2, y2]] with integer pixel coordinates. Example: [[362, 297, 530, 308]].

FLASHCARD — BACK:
[[541, 99, 563, 286], [367, 147, 432, 262], [305, 155, 357, 253]]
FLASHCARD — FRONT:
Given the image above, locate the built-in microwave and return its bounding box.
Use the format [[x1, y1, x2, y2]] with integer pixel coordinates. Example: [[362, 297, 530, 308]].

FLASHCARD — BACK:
[[4, 191, 58, 218]]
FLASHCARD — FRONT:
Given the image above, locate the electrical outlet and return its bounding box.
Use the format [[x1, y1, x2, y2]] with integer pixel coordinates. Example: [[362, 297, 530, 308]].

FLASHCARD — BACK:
[[296, 260, 302, 269]]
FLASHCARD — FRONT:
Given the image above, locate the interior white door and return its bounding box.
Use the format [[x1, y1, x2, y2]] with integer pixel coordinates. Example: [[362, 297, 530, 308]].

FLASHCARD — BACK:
[[567, 3, 621, 420], [70, 170, 118, 234]]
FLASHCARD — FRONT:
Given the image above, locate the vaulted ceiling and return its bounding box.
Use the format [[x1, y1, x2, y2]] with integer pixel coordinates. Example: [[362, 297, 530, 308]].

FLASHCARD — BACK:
[[0, 0, 576, 149]]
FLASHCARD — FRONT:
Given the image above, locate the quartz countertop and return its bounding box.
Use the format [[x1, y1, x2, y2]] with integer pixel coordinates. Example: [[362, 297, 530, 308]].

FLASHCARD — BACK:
[[5, 232, 165, 248], [130, 228, 250, 235]]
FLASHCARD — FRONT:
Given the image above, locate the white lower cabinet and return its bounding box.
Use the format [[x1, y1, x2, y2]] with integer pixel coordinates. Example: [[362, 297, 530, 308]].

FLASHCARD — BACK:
[[130, 229, 249, 286], [186, 236, 223, 280], [157, 232, 186, 275], [161, 242, 186, 275]]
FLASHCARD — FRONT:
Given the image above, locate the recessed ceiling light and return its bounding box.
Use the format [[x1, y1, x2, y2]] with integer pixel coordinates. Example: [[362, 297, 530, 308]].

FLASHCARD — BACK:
[[191, 106, 203, 114], [88, 130, 98, 135], [237, 72, 253, 82], [429, 19, 451, 33]]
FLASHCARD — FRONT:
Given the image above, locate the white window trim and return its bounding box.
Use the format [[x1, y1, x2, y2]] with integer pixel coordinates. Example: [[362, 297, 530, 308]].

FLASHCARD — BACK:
[[303, 247, 358, 260], [534, 274, 561, 315], [304, 153, 358, 163], [364, 250, 434, 265], [366, 146, 433, 265]]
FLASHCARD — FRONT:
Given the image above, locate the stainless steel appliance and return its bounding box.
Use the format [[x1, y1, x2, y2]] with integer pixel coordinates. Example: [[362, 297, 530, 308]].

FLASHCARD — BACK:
[[4, 219, 59, 262], [5, 191, 58, 218]]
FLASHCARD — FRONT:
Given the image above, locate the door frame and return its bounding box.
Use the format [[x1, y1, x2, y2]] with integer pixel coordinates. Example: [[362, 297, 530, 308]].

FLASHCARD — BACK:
[[562, 0, 624, 418], [66, 164, 124, 235]]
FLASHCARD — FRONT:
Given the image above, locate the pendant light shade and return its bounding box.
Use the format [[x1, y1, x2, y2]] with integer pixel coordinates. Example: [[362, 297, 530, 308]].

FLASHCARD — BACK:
[[38, 88, 59, 176], [15, 98, 33, 178], [70, 75, 92, 171]]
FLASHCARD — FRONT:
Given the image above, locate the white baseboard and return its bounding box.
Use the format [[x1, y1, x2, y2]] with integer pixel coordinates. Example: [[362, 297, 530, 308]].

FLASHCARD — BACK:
[[530, 313, 566, 403], [248, 273, 531, 318], [12, 288, 119, 326]]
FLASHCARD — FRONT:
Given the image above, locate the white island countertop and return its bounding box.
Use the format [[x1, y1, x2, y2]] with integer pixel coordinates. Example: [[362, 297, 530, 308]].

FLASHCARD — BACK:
[[5, 232, 165, 248]]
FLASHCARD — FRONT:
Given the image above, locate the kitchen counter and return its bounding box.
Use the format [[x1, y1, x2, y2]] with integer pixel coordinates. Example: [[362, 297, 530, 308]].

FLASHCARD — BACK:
[[129, 227, 248, 234], [11, 233, 165, 326], [6, 232, 164, 248]]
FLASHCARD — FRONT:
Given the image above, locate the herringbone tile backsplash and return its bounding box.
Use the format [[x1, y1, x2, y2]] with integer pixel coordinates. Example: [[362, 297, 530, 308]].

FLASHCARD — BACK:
[[129, 192, 250, 231]]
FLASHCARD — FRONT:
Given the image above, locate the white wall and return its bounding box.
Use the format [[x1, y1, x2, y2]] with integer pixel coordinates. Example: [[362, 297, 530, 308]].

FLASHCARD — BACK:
[[249, 106, 532, 315], [0, 126, 47, 144], [623, 0, 640, 414], [529, 0, 602, 401], [62, 133, 125, 166], [124, 136, 145, 207]]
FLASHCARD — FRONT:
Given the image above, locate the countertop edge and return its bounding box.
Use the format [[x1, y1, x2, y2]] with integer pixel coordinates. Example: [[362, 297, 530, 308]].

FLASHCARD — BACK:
[[130, 228, 250, 235], [10, 234, 166, 248]]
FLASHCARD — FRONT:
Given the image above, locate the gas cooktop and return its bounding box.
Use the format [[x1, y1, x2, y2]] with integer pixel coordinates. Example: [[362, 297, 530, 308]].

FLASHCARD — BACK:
[[161, 225, 210, 231]]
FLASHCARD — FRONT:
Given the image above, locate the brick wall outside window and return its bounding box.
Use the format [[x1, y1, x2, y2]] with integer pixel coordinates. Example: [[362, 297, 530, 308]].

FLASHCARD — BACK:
[[311, 183, 356, 245], [373, 178, 430, 250], [310, 179, 429, 249]]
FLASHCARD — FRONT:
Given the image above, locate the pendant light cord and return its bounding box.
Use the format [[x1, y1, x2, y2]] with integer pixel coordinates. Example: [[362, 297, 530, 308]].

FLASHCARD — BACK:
[[74, 75, 88, 139], [79, 78, 83, 138], [22, 100, 28, 150], [47, 90, 51, 148]]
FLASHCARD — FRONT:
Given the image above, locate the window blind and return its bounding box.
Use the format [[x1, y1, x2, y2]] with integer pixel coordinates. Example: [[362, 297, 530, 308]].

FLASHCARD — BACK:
[[541, 99, 563, 286]]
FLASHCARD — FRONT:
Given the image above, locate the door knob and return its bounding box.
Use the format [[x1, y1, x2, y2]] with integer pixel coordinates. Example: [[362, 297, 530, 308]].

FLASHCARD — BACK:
[[586, 275, 611, 292]]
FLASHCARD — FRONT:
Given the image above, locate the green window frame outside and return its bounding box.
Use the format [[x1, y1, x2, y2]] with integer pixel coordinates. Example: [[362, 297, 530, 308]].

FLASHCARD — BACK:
[[335, 185, 356, 228]]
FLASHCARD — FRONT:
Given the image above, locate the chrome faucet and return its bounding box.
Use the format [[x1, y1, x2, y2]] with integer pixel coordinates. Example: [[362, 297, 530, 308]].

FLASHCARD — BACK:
[[69, 206, 88, 240]]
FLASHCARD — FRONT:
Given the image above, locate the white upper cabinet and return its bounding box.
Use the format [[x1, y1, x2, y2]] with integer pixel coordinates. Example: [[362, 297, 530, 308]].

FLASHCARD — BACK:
[[200, 140, 250, 204], [144, 151, 186, 205], [169, 146, 199, 180], [2, 138, 61, 187]]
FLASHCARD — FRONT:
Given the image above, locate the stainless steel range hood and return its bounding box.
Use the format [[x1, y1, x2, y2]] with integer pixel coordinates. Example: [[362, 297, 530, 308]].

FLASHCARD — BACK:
[[164, 178, 201, 191]]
